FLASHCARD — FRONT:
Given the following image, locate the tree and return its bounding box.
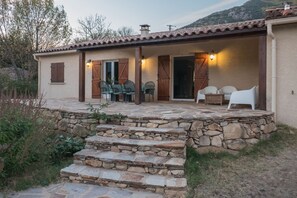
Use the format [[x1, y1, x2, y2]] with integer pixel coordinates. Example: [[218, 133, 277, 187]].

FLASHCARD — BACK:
[[116, 26, 135, 37], [0, 0, 72, 79], [74, 14, 135, 43], [14, 0, 72, 51], [75, 14, 113, 42]]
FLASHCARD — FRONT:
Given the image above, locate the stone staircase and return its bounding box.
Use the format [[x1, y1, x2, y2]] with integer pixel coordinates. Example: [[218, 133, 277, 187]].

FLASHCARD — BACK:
[[61, 125, 188, 198]]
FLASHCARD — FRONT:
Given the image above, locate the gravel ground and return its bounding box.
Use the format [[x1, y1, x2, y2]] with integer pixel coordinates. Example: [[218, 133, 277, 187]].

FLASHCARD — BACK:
[[194, 144, 297, 198]]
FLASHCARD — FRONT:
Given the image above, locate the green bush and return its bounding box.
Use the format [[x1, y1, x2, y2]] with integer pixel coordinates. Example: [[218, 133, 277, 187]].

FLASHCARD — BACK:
[[49, 135, 84, 163], [0, 97, 52, 177]]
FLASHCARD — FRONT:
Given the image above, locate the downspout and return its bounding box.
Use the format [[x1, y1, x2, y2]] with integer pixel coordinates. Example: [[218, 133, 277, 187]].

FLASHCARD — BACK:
[[267, 23, 277, 116], [33, 54, 41, 98]]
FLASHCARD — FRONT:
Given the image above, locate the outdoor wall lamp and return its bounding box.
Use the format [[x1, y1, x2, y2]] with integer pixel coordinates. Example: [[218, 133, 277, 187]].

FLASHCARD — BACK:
[[141, 56, 145, 64], [86, 59, 92, 67], [209, 50, 215, 61]]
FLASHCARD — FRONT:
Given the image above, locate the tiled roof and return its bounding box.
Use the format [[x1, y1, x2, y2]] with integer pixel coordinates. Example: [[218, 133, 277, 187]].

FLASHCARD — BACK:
[[36, 19, 266, 54], [266, 6, 297, 20]]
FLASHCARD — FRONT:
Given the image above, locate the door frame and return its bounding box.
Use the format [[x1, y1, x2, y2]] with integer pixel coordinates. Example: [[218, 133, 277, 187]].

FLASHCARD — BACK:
[[171, 55, 195, 102]]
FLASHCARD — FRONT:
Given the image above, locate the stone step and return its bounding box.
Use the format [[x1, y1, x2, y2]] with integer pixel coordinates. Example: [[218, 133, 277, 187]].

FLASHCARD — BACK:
[[85, 136, 186, 158], [61, 164, 187, 197], [74, 149, 185, 178], [96, 125, 187, 141]]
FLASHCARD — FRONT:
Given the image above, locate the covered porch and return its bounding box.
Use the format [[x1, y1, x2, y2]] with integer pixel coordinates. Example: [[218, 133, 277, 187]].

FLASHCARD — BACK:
[[78, 20, 267, 110]]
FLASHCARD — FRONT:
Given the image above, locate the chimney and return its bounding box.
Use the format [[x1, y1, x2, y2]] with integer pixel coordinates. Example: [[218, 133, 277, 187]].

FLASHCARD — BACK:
[[140, 24, 150, 37]]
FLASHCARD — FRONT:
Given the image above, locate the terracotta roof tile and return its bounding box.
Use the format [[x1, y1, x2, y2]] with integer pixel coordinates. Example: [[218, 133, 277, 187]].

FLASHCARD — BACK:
[[266, 6, 297, 20], [36, 19, 265, 54]]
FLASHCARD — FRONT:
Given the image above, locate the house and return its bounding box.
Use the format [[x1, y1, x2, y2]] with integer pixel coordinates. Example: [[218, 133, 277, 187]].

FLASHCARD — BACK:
[[34, 6, 297, 128]]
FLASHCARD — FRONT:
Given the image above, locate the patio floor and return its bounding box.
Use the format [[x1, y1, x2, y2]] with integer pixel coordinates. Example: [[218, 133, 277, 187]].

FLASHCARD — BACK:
[[42, 98, 273, 120]]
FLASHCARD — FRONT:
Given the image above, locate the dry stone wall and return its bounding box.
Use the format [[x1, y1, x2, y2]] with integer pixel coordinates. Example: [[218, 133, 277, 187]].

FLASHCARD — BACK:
[[42, 108, 276, 153]]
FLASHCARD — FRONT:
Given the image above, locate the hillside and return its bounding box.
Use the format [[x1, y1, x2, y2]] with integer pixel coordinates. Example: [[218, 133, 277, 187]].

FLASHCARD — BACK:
[[183, 0, 297, 28]]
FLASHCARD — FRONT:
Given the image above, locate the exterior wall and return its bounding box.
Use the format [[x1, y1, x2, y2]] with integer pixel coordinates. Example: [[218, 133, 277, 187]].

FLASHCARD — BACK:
[[267, 22, 297, 128], [38, 36, 259, 100], [39, 53, 79, 99], [143, 37, 259, 100]]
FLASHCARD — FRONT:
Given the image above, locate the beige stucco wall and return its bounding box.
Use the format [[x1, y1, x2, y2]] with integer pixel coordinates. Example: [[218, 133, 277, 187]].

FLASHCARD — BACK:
[[267, 22, 297, 128], [38, 36, 259, 101], [39, 53, 80, 99]]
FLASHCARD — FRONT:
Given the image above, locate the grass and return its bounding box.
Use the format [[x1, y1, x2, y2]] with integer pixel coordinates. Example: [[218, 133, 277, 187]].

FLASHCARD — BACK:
[[185, 125, 297, 198], [0, 158, 72, 193]]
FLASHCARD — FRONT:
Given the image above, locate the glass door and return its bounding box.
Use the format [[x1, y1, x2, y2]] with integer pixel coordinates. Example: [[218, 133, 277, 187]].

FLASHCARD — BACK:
[[173, 56, 195, 99], [104, 61, 119, 84]]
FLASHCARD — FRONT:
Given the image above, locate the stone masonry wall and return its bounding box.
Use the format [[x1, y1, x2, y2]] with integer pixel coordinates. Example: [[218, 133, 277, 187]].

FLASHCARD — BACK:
[[42, 108, 276, 153]]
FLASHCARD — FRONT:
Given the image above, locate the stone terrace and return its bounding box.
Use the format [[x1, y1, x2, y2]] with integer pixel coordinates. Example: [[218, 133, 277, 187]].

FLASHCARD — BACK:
[[42, 98, 276, 154]]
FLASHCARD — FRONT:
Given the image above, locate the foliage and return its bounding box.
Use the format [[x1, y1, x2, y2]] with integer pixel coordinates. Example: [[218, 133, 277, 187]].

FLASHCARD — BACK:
[[185, 125, 297, 198], [0, 96, 52, 178], [0, 158, 72, 192], [0, 73, 37, 96], [74, 14, 134, 43], [49, 135, 84, 163], [0, 0, 72, 78], [87, 103, 127, 122]]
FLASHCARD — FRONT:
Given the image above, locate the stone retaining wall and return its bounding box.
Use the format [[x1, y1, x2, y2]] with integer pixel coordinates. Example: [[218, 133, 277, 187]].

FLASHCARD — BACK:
[[42, 108, 276, 153]]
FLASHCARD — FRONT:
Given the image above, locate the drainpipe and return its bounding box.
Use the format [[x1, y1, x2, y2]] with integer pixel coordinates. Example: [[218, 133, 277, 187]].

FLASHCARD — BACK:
[[267, 24, 277, 116], [33, 54, 41, 98]]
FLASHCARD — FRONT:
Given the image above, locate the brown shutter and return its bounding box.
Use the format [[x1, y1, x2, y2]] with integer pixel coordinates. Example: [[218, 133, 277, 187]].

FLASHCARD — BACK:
[[51, 63, 58, 82], [92, 60, 102, 98], [118, 58, 129, 84], [194, 53, 209, 99], [51, 62, 64, 83], [158, 55, 170, 101], [57, 63, 64, 82]]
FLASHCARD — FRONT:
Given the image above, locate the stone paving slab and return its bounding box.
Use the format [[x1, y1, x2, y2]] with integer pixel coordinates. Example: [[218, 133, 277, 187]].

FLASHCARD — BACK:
[[61, 164, 187, 189], [74, 149, 185, 167], [96, 125, 187, 135], [4, 182, 163, 198], [42, 98, 273, 120], [86, 136, 185, 148]]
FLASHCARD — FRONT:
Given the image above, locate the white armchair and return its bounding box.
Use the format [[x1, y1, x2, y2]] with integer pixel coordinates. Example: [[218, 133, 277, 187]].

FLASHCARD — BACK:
[[227, 86, 257, 110], [196, 86, 218, 103], [219, 86, 238, 100]]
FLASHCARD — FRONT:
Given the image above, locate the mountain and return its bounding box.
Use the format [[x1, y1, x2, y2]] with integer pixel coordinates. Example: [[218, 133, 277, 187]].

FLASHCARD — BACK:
[[183, 0, 297, 28]]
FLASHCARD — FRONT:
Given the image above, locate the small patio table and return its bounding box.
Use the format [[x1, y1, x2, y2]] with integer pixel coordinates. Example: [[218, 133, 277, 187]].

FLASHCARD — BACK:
[[205, 94, 224, 105]]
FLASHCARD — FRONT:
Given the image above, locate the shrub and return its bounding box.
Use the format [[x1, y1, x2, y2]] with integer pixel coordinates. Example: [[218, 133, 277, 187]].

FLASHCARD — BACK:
[[49, 135, 84, 164], [0, 96, 52, 177], [88, 103, 127, 122]]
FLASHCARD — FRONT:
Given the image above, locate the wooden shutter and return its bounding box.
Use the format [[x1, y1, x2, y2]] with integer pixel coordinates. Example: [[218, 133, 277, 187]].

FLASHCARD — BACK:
[[194, 53, 209, 99], [92, 60, 101, 98], [158, 55, 170, 101], [118, 58, 129, 84], [51, 62, 64, 83]]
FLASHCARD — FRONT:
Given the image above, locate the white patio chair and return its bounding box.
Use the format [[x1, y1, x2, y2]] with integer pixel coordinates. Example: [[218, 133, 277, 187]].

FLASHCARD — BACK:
[[227, 86, 257, 110], [218, 86, 238, 100], [196, 86, 218, 103]]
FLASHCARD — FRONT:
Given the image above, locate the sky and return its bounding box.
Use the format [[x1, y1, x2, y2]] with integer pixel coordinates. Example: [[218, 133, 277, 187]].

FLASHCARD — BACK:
[[54, 0, 248, 34]]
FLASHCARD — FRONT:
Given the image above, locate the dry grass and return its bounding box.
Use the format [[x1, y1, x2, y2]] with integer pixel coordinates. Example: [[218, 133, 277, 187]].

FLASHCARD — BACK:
[[185, 125, 297, 198]]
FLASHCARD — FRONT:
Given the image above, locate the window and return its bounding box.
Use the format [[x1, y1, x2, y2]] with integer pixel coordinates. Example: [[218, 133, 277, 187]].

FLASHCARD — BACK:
[[104, 61, 118, 84], [51, 63, 64, 83]]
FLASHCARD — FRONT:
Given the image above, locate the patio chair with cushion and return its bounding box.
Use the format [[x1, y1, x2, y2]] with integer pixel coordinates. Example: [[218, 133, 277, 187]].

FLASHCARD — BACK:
[[123, 80, 135, 102], [144, 81, 155, 102], [196, 86, 218, 103], [227, 86, 257, 110], [218, 86, 238, 101], [99, 81, 112, 102]]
